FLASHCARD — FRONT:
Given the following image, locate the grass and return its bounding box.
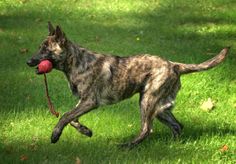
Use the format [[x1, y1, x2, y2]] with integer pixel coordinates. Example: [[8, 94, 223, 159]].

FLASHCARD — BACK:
[[1, 0, 236, 163]]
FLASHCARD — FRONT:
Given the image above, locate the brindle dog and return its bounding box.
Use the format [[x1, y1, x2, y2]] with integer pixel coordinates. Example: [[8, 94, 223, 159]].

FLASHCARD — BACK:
[[27, 22, 229, 147]]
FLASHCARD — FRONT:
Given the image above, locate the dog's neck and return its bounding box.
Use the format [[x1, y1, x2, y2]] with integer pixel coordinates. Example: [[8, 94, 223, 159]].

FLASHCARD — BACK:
[[62, 40, 98, 78]]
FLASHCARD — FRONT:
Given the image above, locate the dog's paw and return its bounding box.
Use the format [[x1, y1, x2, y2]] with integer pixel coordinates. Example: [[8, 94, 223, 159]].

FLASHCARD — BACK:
[[79, 125, 93, 137], [81, 129, 93, 137], [51, 128, 62, 143]]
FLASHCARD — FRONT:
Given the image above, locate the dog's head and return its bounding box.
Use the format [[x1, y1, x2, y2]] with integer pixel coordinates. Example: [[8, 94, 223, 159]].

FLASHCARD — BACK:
[[27, 22, 68, 73]]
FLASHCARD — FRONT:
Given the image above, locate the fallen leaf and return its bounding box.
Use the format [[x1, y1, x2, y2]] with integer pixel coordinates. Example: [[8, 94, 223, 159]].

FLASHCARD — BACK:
[[200, 98, 215, 112], [220, 145, 229, 152], [136, 37, 140, 41], [75, 157, 81, 164], [20, 154, 28, 161], [20, 48, 28, 54]]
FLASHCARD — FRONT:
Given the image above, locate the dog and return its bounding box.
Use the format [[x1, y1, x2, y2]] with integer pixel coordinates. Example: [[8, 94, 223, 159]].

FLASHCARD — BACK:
[[27, 22, 229, 147]]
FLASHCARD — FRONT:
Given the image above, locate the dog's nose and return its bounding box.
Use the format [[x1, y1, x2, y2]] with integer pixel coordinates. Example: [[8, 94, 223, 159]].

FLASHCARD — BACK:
[[26, 59, 34, 66]]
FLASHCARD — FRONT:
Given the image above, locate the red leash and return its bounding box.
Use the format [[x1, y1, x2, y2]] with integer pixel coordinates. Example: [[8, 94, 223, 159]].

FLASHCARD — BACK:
[[43, 73, 59, 118]]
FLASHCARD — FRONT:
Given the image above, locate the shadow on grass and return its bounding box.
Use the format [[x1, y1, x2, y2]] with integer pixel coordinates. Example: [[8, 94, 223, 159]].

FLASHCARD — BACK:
[[1, 0, 236, 113], [1, 122, 235, 163], [122, 121, 236, 143]]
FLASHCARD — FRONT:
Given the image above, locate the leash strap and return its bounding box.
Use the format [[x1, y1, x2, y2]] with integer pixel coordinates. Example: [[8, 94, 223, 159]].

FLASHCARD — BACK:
[[43, 73, 59, 118]]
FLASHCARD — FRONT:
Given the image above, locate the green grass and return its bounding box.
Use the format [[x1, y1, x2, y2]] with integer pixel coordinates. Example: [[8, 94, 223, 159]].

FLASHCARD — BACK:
[[1, 0, 236, 163]]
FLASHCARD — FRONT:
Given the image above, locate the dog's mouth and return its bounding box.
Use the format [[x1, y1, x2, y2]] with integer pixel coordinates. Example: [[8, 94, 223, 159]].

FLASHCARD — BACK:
[[27, 59, 39, 67], [27, 59, 53, 75], [27, 59, 40, 74]]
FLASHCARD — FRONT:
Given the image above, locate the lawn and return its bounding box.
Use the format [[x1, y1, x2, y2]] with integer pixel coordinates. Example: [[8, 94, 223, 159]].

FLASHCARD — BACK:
[[1, 0, 236, 163]]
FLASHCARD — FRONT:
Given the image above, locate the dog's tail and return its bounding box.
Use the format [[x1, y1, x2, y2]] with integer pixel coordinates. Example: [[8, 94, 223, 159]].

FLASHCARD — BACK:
[[171, 47, 230, 75]]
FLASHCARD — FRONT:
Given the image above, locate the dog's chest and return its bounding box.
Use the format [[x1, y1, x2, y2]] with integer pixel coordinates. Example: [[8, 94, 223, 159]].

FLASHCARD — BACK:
[[67, 69, 94, 97], [69, 82, 79, 96]]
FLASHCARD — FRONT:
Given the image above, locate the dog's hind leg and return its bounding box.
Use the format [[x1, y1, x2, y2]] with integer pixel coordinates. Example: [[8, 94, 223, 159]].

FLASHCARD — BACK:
[[121, 93, 156, 148], [156, 108, 183, 138], [70, 119, 93, 137]]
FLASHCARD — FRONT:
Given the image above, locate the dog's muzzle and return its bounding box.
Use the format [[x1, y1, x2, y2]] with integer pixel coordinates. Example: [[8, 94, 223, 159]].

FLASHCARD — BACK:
[[26, 59, 38, 67], [26, 58, 41, 74], [26, 58, 40, 67]]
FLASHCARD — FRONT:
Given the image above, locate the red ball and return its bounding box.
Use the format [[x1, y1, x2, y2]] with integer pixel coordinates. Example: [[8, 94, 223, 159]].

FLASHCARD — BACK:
[[38, 60, 53, 74]]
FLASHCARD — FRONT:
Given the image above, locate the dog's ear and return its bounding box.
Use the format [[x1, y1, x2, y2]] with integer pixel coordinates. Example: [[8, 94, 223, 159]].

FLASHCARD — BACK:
[[55, 25, 66, 44], [48, 21, 55, 36]]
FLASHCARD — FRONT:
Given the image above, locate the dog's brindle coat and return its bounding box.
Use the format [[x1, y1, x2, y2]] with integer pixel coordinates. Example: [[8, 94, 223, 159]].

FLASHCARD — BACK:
[[27, 22, 229, 147]]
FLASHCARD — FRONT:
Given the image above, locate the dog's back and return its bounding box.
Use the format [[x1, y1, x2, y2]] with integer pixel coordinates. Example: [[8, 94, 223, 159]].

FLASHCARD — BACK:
[[88, 54, 176, 105]]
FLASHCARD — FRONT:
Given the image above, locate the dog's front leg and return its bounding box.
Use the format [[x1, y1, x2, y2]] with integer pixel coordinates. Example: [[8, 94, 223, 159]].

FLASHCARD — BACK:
[[70, 119, 93, 137], [51, 99, 97, 143], [69, 100, 93, 137]]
